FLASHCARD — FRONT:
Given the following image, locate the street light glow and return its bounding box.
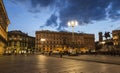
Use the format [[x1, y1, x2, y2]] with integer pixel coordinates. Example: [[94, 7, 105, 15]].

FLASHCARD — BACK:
[[68, 20, 78, 27], [67, 20, 78, 42]]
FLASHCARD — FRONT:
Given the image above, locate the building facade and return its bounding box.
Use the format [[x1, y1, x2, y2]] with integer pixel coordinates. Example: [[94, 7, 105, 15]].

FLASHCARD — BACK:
[[112, 30, 120, 51], [98, 32, 103, 42], [96, 31, 120, 55], [6, 30, 35, 54], [0, 0, 10, 55], [35, 30, 95, 53], [28, 36, 35, 53]]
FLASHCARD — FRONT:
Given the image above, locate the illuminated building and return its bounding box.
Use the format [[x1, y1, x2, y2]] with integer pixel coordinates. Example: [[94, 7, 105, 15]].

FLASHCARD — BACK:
[[35, 30, 95, 53], [7, 30, 35, 54], [112, 30, 120, 50], [0, 0, 10, 55]]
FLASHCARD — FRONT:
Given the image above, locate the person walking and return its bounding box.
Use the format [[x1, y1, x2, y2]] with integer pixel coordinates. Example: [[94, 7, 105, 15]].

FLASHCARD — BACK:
[[59, 51, 63, 58], [49, 50, 52, 56]]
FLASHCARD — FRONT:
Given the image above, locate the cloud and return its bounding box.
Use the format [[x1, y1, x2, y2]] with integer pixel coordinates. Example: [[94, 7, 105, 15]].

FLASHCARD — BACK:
[[9, 0, 120, 30], [9, 0, 29, 5], [59, 0, 110, 24], [46, 13, 58, 26], [31, 0, 55, 7]]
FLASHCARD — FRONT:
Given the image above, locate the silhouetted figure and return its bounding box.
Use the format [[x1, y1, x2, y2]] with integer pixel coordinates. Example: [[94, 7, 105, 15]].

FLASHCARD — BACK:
[[49, 51, 52, 56], [59, 51, 63, 58], [104, 32, 111, 39]]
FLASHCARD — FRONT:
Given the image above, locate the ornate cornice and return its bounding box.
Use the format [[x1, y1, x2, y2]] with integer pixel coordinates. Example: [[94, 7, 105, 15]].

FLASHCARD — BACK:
[[0, 0, 10, 25]]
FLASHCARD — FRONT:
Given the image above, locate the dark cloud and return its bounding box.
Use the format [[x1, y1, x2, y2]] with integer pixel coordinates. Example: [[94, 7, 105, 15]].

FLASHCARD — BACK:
[[31, 0, 55, 7], [9, 0, 120, 30], [39, 13, 58, 29], [9, 0, 55, 7], [60, 0, 110, 24], [9, 0, 56, 13], [108, 0, 120, 19], [46, 14, 58, 26]]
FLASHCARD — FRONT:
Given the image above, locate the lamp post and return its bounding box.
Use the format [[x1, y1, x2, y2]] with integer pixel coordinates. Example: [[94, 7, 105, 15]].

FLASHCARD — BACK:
[[40, 38, 46, 53], [68, 20, 78, 43], [68, 20, 78, 55]]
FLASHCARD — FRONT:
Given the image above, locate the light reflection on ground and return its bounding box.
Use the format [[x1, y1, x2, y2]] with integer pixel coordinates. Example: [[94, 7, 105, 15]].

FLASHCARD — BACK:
[[0, 55, 119, 73]]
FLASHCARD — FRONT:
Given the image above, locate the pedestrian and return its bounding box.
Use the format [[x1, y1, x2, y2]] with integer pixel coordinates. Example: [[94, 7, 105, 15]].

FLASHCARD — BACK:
[[59, 51, 63, 58], [49, 50, 52, 56]]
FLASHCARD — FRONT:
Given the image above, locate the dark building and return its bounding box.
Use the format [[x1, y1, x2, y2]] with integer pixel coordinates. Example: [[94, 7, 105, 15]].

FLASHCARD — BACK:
[[35, 30, 95, 53], [6, 30, 35, 54], [28, 36, 35, 53], [99, 32, 103, 42], [0, 0, 10, 55]]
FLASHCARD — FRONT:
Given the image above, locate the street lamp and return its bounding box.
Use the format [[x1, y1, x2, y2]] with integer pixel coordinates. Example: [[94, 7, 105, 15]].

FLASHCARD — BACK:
[[68, 20, 78, 43], [40, 38, 46, 53], [67, 20, 78, 55]]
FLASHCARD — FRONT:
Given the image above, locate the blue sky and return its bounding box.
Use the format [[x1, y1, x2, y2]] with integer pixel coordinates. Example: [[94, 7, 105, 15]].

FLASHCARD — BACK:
[[3, 0, 120, 41]]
